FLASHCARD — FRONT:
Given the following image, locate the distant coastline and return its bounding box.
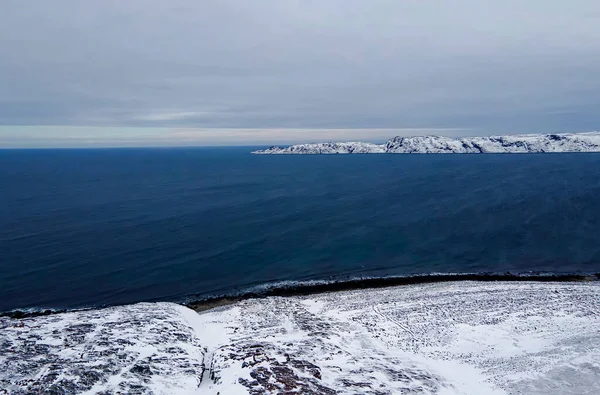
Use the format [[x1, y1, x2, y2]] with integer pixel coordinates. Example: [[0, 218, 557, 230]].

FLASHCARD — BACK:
[[252, 132, 600, 154]]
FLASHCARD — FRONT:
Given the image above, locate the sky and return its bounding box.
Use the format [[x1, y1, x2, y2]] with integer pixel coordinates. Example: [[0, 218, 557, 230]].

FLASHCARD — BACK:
[[1, 0, 599, 147]]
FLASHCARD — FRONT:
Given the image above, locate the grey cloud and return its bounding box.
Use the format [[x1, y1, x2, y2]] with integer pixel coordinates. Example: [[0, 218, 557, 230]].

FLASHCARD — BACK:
[[0, 0, 599, 145], [0, 126, 472, 148]]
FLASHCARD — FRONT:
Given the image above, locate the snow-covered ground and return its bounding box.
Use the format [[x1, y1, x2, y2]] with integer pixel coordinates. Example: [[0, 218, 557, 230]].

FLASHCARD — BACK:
[[252, 132, 600, 154], [0, 303, 206, 394], [2, 281, 600, 394]]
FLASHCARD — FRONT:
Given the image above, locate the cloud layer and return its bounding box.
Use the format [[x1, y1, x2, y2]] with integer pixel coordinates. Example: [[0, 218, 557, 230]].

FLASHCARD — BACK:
[[1, 1, 599, 145], [0, 126, 474, 148]]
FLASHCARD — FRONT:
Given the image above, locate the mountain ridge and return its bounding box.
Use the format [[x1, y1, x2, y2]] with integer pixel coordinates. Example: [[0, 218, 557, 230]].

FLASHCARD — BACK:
[[252, 132, 600, 154]]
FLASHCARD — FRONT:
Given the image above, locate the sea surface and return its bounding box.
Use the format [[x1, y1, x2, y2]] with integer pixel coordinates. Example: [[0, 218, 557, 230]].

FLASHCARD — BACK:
[[1, 148, 600, 312]]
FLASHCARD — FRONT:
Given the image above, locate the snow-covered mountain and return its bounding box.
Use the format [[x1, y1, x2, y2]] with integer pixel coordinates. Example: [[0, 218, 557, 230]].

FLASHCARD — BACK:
[[253, 141, 386, 154], [252, 132, 600, 154]]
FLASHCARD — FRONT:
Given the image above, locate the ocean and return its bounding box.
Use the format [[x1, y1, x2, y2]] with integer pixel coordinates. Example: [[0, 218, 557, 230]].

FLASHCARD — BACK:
[[1, 148, 600, 313]]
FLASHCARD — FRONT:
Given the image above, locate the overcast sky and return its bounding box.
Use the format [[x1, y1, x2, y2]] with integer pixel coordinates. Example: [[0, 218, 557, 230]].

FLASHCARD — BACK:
[[1, 0, 599, 146]]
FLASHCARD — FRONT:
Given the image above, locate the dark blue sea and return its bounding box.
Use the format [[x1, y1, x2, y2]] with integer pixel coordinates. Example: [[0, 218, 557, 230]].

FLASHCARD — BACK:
[[1, 148, 600, 312]]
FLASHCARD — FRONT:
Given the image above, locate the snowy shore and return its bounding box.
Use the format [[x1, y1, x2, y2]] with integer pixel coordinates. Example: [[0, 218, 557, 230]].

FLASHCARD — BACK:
[[2, 281, 600, 394]]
